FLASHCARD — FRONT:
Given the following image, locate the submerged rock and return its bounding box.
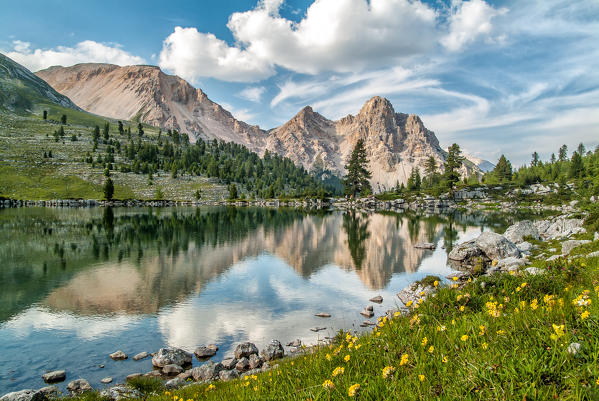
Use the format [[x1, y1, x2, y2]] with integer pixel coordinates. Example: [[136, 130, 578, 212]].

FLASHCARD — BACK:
[[310, 327, 326, 332], [132, 352, 149, 361], [109, 351, 128, 360], [369, 295, 383, 303], [101, 377, 113, 384], [315, 312, 331, 317], [42, 370, 65, 383], [194, 344, 218, 359], [152, 348, 193, 368], [414, 242, 436, 250]]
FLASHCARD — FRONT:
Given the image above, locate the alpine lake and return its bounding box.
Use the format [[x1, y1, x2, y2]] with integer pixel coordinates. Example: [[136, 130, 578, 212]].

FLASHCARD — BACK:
[[0, 206, 537, 393]]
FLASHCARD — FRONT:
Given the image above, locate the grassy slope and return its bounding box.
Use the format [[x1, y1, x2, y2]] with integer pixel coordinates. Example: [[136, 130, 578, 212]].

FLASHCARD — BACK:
[[0, 105, 226, 200], [82, 217, 599, 401]]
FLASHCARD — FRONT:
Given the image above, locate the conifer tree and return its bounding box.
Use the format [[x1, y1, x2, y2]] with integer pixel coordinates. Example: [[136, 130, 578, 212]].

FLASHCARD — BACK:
[[343, 139, 372, 198], [443, 143, 464, 190]]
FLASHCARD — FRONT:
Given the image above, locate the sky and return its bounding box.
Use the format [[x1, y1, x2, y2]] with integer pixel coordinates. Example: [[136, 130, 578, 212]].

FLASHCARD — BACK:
[[1, 0, 598, 166]]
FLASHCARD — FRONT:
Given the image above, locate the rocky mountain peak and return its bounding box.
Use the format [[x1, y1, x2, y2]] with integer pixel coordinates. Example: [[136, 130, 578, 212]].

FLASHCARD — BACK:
[[358, 96, 396, 119]]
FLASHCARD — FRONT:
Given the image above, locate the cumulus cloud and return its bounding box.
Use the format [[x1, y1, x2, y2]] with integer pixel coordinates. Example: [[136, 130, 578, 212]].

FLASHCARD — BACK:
[[441, 0, 508, 51], [159, 0, 438, 83], [238, 86, 266, 102], [4, 40, 145, 72]]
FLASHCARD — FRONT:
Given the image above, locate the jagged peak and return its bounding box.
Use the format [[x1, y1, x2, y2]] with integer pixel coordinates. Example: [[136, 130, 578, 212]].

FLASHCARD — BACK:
[[358, 96, 395, 116]]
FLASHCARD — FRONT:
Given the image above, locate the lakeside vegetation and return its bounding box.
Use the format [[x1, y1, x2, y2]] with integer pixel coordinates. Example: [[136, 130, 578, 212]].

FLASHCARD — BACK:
[[64, 215, 599, 400]]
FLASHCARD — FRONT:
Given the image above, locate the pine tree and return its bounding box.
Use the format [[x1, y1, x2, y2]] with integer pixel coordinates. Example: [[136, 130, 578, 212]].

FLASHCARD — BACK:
[[138, 123, 144, 137], [493, 155, 512, 182], [43, 110, 47, 120], [424, 156, 438, 187], [343, 139, 372, 198], [569, 151, 584, 178], [103, 122, 110, 141], [443, 143, 464, 190], [559, 145, 568, 161], [531, 152, 540, 167], [60, 114, 67, 124], [118, 121, 124, 135], [577, 142, 586, 156], [228, 183, 238, 200], [103, 178, 114, 200]]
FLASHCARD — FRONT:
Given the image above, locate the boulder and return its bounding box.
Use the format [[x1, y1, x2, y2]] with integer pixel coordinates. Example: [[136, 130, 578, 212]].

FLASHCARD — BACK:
[[191, 361, 223, 381], [67, 379, 92, 395], [165, 378, 186, 390], [177, 370, 192, 381], [132, 352, 149, 361], [525, 267, 546, 275], [221, 358, 238, 370], [101, 377, 113, 384], [162, 364, 183, 376], [493, 257, 527, 272], [546, 254, 563, 262], [194, 344, 218, 359], [538, 218, 585, 240], [448, 239, 485, 264], [0, 390, 47, 401], [248, 354, 263, 369], [125, 374, 142, 381], [42, 370, 66, 383], [517, 241, 533, 253], [504, 221, 539, 243], [397, 282, 436, 306], [235, 357, 250, 372], [109, 351, 128, 360], [414, 242, 436, 250], [360, 308, 374, 318], [152, 348, 193, 368], [369, 295, 383, 303], [99, 386, 143, 401], [37, 388, 57, 398], [286, 339, 302, 347], [234, 342, 259, 359], [260, 340, 284, 361], [475, 232, 520, 260], [562, 240, 590, 256], [219, 369, 239, 381]]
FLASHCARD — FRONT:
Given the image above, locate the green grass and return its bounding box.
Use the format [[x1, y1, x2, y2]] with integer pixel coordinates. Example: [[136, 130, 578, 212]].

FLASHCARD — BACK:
[[0, 109, 226, 200]]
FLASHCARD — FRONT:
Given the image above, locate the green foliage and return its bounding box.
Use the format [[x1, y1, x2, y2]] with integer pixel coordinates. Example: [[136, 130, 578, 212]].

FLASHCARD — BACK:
[[443, 143, 464, 190], [127, 376, 164, 393], [228, 183, 238, 200], [343, 139, 372, 198], [60, 114, 67, 124], [492, 154, 512, 183], [103, 178, 114, 200]]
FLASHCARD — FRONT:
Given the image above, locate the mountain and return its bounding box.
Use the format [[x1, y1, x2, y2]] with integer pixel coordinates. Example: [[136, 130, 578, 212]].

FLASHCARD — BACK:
[[36, 63, 266, 152], [464, 154, 495, 173], [0, 53, 80, 112], [36, 62, 480, 190]]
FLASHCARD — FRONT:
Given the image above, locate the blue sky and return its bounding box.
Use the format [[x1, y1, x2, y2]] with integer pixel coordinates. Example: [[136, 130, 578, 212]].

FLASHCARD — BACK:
[[1, 0, 598, 165]]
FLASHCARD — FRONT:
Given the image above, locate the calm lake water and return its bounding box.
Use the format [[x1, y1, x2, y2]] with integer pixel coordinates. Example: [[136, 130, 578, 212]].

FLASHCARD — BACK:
[[0, 206, 521, 393]]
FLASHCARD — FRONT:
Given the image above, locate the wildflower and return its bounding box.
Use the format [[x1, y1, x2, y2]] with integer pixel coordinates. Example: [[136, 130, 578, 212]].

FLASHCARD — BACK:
[[325, 353, 331, 361], [437, 325, 446, 332], [478, 325, 486, 336], [433, 280, 439, 287], [581, 310, 590, 320], [382, 366, 396, 379], [206, 384, 216, 392], [419, 374, 425, 382], [419, 291, 425, 296], [344, 354, 351, 362], [348, 384, 360, 397], [421, 337, 428, 346], [461, 334, 469, 342], [442, 356, 448, 363], [459, 305, 465, 312], [406, 300, 414, 307], [520, 300, 527, 309], [482, 342, 488, 350], [497, 330, 505, 335], [457, 294, 463, 301], [332, 367, 345, 377], [409, 313, 421, 326], [550, 324, 565, 341], [596, 377, 599, 385], [322, 380, 334, 389], [399, 353, 409, 366], [452, 276, 458, 281], [451, 319, 456, 325], [428, 345, 434, 353], [530, 299, 539, 310], [394, 311, 401, 317]]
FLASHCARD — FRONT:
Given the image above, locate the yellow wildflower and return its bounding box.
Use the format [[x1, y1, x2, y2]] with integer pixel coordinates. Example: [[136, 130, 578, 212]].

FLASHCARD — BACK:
[[433, 280, 439, 287], [322, 380, 334, 390], [437, 325, 446, 332], [421, 337, 428, 346], [428, 345, 434, 353], [399, 353, 409, 366], [452, 276, 458, 281], [457, 295, 463, 301], [530, 299, 539, 310], [581, 310, 590, 320], [348, 384, 360, 397], [442, 356, 448, 363], [206, 384, 216, 392], [406, 300, 413, 307], [478, 325, 486, 336], [394, 311, 401, 317], [325, 353, 331, 361], [459, 305, 465, 312], [419, 374, 425, 382], [461, 334, 469, 342], [344, 354, 351, 362], [382, 366, 396, 379], [482, 342, 488, 350], [332, 367, 345, 377], [550, 324, 565, 341]]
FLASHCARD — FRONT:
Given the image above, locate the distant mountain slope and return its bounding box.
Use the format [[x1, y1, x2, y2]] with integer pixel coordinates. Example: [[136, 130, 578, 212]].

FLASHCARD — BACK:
[[0, 53, 80, 112], [36, 63, 266, 151], [36, 63, 481, 190], [464, 154, 495, 172]]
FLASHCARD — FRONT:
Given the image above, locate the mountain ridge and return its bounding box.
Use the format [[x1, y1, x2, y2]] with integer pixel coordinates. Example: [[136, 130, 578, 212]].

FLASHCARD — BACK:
[[34, 60, 482, 189]]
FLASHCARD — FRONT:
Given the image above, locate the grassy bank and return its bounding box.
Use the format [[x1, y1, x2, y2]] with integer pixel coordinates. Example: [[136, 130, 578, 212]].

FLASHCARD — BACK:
[[63, 217, 599, 400]]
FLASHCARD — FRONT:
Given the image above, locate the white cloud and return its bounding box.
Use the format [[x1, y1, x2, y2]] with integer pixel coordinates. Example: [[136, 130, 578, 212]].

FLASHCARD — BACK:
[[4, 40, 145, 72], [159, 0, 438, 83], [441, 0, 508, 52], [158, 27, 274, 83], [238, 86, 266, 102]]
